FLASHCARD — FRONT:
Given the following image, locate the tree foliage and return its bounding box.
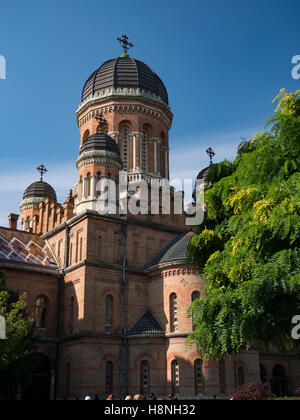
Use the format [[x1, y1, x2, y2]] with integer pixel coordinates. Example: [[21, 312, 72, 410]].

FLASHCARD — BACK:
[[188, 89, 300, 361], [0, 271, 36, 399]]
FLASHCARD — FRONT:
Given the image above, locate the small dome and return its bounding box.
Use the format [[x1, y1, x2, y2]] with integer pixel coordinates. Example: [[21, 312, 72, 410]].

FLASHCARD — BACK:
[[80, 132, 121, 157], [23, 181, 57, 202], [146, 232, 195, 268], [81, 56, 168, 105]]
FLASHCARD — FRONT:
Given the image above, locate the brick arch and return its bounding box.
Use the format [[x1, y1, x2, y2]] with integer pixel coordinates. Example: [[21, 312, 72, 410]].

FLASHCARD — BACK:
[[167, 352, 188, 367], [187, 351, 204, 365], [99, 287, 121, 305], [134, 353, 157, 370], [235, 360, 248, 375], [100, 354, 120, 370], [184, 283, 203, 301], [118, 119, 133, 131]]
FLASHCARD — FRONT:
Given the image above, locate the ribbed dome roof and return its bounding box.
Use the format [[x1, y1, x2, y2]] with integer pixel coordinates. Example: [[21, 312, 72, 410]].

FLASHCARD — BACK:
[[81, 56, 168, 104], [146, 232, 195, 268], [23, 181, 57, 202], [80, 132, 121, 156]]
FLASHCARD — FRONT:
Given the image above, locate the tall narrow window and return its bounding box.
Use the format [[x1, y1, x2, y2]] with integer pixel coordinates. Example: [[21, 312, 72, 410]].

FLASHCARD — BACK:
[[171, 360, 180, 395], [194, 359, 204, 395], [35, 296, 48, 328], [82, 129, 90, 143], [140, 361, 150, 395], [105, 295, 113, 334], [191, 291, 200, 331], [237, 366, 245, 387], [105, 361, 113, 395], [69, 297, 75, 333], [79, 237, 83, 261], [69, 243, 73, 266], [142, 130, 148, 172], [86, 173, 91, 197], [219, 360, 226, 394], [123, 127, 128, 170], [169, 293, 178, 332]]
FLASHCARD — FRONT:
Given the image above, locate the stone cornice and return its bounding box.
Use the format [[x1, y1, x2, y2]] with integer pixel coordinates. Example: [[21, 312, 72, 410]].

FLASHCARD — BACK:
[[76, 87, 171, 114], [76, 150, 123, 169], [0, 259, 59, 276], [20, 197, 44, 210], [77, 100, 172, 130]]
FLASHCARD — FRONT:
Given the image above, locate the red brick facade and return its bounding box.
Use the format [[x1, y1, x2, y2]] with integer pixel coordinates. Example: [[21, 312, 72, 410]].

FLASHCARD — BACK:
[[1, 52, 299, 400]]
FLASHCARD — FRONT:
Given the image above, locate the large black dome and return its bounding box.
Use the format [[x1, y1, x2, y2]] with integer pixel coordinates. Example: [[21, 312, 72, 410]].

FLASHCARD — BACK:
[[80, 132, 121, 157], [81, 56, 169, 104], [23, 181, 57, 202]]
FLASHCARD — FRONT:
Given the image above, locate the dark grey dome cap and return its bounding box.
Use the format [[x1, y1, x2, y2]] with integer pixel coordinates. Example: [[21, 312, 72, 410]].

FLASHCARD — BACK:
[[81, 56, 169, 104], [80, 132, 121, 156], [23, 181, 57, 201]]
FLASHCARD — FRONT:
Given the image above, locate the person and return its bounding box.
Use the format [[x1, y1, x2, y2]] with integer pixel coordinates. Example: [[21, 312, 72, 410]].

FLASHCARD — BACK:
[[148, 393, 156, 401], [85, 395, 92, 400], [168, 393, 175, 400], [94, 394, 100, 400], [133, 394, 142, 400], [107, 394, 114, 400], [125, 395, 132, 400]]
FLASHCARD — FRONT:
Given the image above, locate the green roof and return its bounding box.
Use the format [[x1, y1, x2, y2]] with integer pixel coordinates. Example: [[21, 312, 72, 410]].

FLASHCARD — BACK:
[[145, 232, 195, 269]]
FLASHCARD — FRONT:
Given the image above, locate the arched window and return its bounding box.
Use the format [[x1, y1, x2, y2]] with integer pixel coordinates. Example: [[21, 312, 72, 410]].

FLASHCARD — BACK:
[[82, 129, 90, 143], [35, 296, 48, 328], [105, 361, 113, 395], [79, 176, 83, 200], [69, 296, 75, 333], [122, 126, 129, 170], [194, 359, 204, 395], [219, 360, 226, 394], [86, 173, 91, 197], [140, 360, 150, 395], [169, 293, 178, 332], [237, 366, 245, 387], [171, 360, 180, 395], [142, 129, 149, 172], [191, 291, 200, 331], [105, 295, 113, 334]]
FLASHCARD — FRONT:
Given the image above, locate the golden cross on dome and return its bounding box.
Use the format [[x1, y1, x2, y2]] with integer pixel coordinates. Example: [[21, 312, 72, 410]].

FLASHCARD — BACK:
[[206, 147, 216, 165], [117, 34, 134, 55], [95, 112, 106, 133], [37, 164, 48, 181]]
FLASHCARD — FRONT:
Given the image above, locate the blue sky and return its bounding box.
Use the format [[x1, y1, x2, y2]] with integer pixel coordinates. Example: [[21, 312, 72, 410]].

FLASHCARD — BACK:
[[0, 0, 299, 226]]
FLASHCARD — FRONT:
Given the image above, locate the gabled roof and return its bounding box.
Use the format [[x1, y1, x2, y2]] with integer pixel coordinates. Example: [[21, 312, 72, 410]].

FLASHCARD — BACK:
[[0, 227, 57, 268], [127, 310, 165, 336], [145, 232, 195, 269]]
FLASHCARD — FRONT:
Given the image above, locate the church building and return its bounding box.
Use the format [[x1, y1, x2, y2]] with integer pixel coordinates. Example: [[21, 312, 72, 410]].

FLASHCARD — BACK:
[[0, 36, 299, 399]]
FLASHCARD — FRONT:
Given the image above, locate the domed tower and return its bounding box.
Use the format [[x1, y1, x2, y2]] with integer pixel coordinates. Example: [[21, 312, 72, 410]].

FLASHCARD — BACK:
[[74, 35, 172, 203], [20, 165, 57, 232], [75, 125, 123, 213]]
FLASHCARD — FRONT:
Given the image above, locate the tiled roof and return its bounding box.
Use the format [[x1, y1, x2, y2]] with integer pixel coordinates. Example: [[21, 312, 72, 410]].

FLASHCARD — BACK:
[[0, 227, 57, 268], [127, 310, 165, 336], [145, 232, 195, 269]]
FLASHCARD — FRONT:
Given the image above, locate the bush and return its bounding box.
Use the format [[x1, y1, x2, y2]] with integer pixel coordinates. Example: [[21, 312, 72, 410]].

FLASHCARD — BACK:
[[230, 381, 272, 400]]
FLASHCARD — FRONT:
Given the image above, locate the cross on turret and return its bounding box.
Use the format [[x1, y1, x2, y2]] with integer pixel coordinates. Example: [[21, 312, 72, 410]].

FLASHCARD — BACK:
[[117, 34, 134, 55], [206, 147, 216, 165], [37, 164, 48, 181], [95, 112, 107, 133]]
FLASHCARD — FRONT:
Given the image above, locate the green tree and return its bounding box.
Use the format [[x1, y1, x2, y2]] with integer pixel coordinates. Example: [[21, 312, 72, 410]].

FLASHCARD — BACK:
[[0, 271, 36, 399], [187, 89, 300, 361]]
